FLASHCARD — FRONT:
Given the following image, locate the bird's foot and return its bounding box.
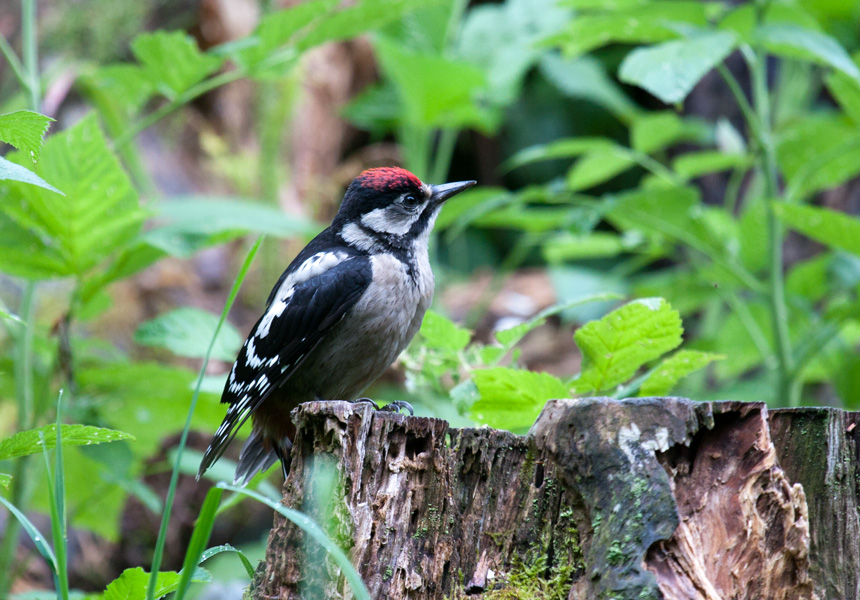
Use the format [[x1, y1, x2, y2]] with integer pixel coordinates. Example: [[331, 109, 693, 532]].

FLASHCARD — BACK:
[[353, 398, 414, 416]]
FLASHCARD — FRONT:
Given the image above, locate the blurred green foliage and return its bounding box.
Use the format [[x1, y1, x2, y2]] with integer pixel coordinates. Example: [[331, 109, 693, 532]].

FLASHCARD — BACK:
[[1, 0, 860, 596]]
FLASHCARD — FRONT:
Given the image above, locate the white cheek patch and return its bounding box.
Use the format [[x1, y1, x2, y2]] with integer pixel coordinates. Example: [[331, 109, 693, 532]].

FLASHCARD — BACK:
[[341, 222, 378, 252], [361, 206, 420, 236]]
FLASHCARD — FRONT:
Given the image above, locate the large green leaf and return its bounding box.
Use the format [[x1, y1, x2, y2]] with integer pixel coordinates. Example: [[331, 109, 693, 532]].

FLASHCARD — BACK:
[[566, 147, 636, 190], [630, 111, 709, 155], [774, 203, 860, 257], [0, 110, 53, 161], [1, 114, 145, 278], [757, 24, 860, 84], [539, 53, 639, 122], [456, 0, 569, 106], [0, 424, 133, 461], [619, 31, 738, 104], [672, 150, 750, 180], [131, 31, 223, 99], [374, 36, 492, 130], [503, 137, 616, 172], [103, 567, 204, 600], [639, 349, 724, 396], [419, 310, 471, 352], [826, 69, 860, 125], [470, 367, 569, 431], [133, 307, 243, 362], [0, 156, 62, 194], [549, 1, 716, 57], [572, 298, 683, 394]]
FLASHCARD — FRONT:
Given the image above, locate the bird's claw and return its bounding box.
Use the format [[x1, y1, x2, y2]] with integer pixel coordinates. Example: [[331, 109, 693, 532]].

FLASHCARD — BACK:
[[353, 398, 414, 416]]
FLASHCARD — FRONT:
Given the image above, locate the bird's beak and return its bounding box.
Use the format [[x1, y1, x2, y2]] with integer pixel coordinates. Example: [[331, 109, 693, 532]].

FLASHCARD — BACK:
[[429, 180, 477, 206]]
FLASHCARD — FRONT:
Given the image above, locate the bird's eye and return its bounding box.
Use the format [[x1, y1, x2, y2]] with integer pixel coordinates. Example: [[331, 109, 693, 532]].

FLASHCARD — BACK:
[[402, 194, 420, 208]]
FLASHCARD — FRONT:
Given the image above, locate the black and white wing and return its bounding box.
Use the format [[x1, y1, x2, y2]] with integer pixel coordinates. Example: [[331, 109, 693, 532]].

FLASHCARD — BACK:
[[197, 248, 372, 477]]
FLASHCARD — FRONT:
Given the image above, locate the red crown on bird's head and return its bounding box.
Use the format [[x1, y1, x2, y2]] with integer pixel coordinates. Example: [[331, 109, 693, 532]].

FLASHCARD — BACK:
[[355, 167, 423, 191]]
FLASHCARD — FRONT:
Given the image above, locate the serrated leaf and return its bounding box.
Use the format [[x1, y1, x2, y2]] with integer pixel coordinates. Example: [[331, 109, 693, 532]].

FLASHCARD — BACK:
[[0, 156, 62, 194], [232, 0, 339, 75], [419, 310, 471, 352], [80, 63, 155, 117], [572, 298, 683, 394], [619, 31, 738, 104], [0, 424, 134, 462], [470, 367, 569, 431], [757, 24, 860, 84], [1, 114, 145, 277], [639, 349, 724, 396], [774, 203, 860, 257], [566, 147, 636, 190], [131, 31, 223, 99], [104, 568, 182, 600], [133, 307, 243, 361], [0, 110, 53, 161]]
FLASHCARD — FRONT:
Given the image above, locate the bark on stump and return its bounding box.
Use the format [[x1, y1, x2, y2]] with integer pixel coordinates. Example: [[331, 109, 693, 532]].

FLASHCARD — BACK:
[[247, 398, 859, 600]]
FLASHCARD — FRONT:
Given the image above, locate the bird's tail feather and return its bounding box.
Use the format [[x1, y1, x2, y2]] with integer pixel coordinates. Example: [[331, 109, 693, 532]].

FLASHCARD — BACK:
[[233, 429, 292, 486]]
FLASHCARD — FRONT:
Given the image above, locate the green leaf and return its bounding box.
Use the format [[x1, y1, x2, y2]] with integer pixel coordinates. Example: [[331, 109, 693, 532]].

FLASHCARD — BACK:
[[672, 151, 750, 180], [0, 156, 63, 194], [1, 114, 145, 277], [232, 0, 339, 75], [757, 24, 860, 84], [198, 544, 256, 580], [549, 2, 715, 57], [0, 110, 53, 161], [0, 424, 134, 461], [419, 310, 471, 352], [503, 137, 615, 172], [619, 31, 738, 104], [573, 298, 683, 394], [540, 54, 639, 122], [174, 487, 222, 600], [639, 349, 724, 396], [374, 36, 491, 130], [774, 203, 860, 257], [104, 568, 183, 600], [566, 147, 636, 190], [133, 307, 243, 362], [470, 367, 569, 431], [143, 196, 318, 258], [131, 31, 223, 99], [218, 484, 371, 600], [630, 111, 710, 154], [0, 495, 57, 573], [80, 63, 155, 117], [826, 70, 860, 124], [456, 0, 570, 106], [542, 231, 629, 263], [0, 473, 10, 488]]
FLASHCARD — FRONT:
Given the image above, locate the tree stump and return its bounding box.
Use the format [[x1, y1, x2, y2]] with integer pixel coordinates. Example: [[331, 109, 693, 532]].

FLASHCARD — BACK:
[[247, 398, 859, 599]]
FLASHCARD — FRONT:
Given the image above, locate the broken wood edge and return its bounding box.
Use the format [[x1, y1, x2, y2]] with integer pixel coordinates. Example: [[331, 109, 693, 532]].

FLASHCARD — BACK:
[[248, 398, 852, 599]]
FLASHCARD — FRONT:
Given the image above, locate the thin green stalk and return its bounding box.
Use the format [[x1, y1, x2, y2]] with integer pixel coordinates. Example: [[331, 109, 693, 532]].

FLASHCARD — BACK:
[[0, 282, 37, 599], [0, 34, 27, 89], [22, 0, 38, 110], [145, 237, 262, 600], [429, 128, 458, 185], [44, 392, 69, 600], [748, 32, 795, 406], [115, 70, 243, 151]]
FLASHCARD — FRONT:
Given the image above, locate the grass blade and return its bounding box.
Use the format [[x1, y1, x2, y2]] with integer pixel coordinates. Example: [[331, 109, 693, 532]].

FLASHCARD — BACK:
[[199, 544, 256, 579], [217, 483, 371, 600], [0, 495, 56, 571], [173, 487, 222, 600], [146, 236, 263, 600]]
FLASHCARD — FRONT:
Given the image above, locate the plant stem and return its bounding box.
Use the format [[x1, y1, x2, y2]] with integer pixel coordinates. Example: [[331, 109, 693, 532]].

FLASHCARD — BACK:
[[115, 70, 243, 151], [22, 0, 38, 110], [748, 29, 796, 405], [0, 34, 27, 89], [0, 282, 37, 599]]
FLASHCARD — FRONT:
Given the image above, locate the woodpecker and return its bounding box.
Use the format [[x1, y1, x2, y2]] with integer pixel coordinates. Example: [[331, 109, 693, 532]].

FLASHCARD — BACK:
[[197, 167, 476, 485]]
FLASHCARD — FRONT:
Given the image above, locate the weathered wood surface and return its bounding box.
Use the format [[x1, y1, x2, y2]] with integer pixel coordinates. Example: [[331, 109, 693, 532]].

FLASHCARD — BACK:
[[248, 398, 859, 600]]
